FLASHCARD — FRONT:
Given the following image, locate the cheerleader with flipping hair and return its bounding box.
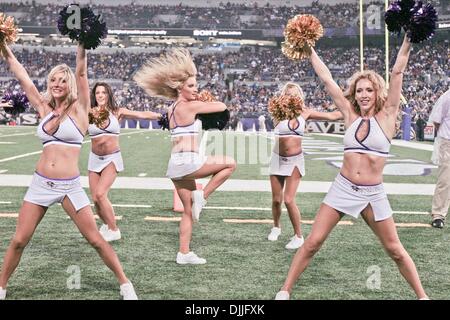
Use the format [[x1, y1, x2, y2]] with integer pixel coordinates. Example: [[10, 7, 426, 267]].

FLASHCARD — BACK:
[[134, 48, 236, 265]]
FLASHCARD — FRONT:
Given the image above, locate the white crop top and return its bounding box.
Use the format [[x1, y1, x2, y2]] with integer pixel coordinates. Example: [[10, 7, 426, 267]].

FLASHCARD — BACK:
[[37, 112, 84, 148], [274, 115, 306, 137], [88, 113, 120, 139], [343, 117, 391, 157], [169, 101, 201, 137]]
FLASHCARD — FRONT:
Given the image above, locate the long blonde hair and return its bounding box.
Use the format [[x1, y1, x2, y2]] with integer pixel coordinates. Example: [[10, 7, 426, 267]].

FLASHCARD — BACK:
[[44, 64, 77, 110], [279, 82, 305, 100], [343, 70, 387, 115], [134, 48, 197, 100]]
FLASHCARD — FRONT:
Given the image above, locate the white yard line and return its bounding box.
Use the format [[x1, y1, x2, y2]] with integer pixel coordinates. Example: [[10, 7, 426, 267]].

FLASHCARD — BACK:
[[0, 132, 35, 138], [57, 203, 152, 208], [222, 218, 353, 226], [0, 175, 437, 195], [112, 204, 152, 208], [393, 211, 429, 215], [0, 151, 43, 163], [205, 206, 272, 211], [144, 216, 181, 222], [0, 213, 18, 218], [66, 215, 122, 220], [394, 223, 431, 228]]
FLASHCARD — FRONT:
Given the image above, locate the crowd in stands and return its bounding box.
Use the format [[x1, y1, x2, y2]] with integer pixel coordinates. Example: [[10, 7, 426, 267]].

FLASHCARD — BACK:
[[0, 1, 448, 131], [0, 1, 446, 30], [1, 39, 447, 127]]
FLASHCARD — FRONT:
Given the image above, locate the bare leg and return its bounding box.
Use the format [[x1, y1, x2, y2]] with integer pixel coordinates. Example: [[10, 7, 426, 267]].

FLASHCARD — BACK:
[[0, 201, 47, 288], [62, 197, 128, 285], [283, 168, 302, 237], [361, 205, 428, 299], [184, 155, 236, 199], [89, 163, 118, 230], [270, 175, 285, 228], [172, 179, 197, 254], [280, 204, 342, 293]]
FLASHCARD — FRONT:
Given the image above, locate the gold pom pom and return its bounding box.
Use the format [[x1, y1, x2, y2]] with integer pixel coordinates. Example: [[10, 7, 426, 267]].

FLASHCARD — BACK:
[[281, 42, 312, 61], [0, 13, 19, 44], [196, 90, 217, 102], [282, 14, 323, 60], [268, 95, 304, 122], [89, 108, 110, 128]]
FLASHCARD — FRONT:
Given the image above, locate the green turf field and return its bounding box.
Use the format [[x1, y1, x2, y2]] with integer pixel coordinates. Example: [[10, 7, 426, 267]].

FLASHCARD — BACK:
[[0, 126, 448, 300]]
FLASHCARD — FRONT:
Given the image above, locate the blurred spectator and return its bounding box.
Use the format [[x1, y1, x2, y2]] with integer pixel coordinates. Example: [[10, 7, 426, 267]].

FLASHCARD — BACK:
[[415, 114, 427, 141]]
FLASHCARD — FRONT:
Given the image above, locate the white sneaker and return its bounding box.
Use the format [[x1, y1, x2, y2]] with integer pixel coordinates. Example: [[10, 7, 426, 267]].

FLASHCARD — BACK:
[[268, 227, 281, 241], [0, 287, 6, 300], [176, 251, 207, 265], [120, 282, 138, 300], [99, 224, 108, 234], [275, 290, 290, 300], [100, 225, 121, 242], [191, 190, 207, 222], [285, 235, 304, 249]]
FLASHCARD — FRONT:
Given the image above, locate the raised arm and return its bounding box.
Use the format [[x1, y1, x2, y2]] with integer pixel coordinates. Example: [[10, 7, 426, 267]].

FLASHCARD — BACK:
[[306, 109, 343, 121], [0, 43, 47, 117], [385, 35, 411, 116], [117, 108, 162, 121], [188, 101, 227, 115], [75, 44, 90, 112], [309, 48, 353, 120]]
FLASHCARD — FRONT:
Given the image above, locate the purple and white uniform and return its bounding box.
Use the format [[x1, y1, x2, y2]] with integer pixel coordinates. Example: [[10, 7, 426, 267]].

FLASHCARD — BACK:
[[166, 101, 205, 180], [24, 112, 90, 212], [270, 115, 306, 177], [323, 117, 393, 221], [88, 113, 123, 172]]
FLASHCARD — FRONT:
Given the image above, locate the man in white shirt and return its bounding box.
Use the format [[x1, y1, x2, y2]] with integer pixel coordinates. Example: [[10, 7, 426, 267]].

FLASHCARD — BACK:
[[429, 89, 450, 228]]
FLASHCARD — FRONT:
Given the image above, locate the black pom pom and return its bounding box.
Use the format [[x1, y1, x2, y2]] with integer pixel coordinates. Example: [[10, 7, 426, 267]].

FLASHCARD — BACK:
[[57, 4, 107, 50], [158, 112, 169, 130], [79, 7, 108, 50], [1, 90, 30, 116], [385, 0, 415, 33], [407, 2, 438, 43], [197, 109, 230, 131]]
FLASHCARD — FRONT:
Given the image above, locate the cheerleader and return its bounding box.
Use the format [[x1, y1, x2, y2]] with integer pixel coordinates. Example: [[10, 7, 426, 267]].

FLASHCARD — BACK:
[[268, 82, 342, 249], [275, 35, 428, 300], [0, 42, 137, 300], [88, 82, 162, 242], [134, 48, 236, 265]]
